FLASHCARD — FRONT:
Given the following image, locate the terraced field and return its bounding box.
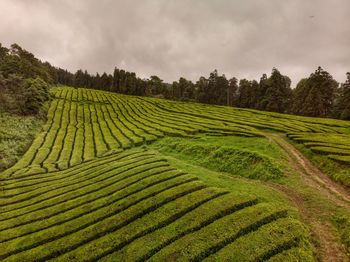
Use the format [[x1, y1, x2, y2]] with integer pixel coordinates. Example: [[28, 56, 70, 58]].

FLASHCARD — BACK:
[[1, 87, 263, 178], [150, 98, 350, 165], [2, 86, 350, 261], [3, 87, 349, 179], [287, 133, 350, 164], [0, 149, 312, 261]]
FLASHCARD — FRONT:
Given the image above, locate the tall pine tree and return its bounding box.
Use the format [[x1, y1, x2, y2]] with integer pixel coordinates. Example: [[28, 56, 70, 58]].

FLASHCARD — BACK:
[[263, 68, 292, 113], [292, 67, 338, 117], [333, 72, 350, 120]]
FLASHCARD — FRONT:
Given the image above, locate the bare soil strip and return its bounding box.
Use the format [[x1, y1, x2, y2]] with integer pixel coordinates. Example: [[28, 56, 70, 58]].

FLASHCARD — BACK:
[[265, 133, 349, 262]]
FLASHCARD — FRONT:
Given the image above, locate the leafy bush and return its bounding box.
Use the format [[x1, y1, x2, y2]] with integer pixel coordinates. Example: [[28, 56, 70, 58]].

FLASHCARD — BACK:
[[0, 74, 51, 115], [23, 77, 51, 114], [152, 137, 283, 181], [0, 112, 43, 171]]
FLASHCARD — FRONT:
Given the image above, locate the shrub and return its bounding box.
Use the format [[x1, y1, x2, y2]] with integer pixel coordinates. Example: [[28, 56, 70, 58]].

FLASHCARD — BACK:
[[0, 74, 51, 115], [23, 77, 51, 114]]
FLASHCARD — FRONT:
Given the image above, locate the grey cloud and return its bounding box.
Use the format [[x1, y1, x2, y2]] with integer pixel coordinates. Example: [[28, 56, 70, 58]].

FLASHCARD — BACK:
[[0, 0, 349, 86]]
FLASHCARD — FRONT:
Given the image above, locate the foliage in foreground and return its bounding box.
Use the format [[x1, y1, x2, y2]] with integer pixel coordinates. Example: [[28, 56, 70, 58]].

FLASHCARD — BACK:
[[2, 86, 350, 260], [151, 136, 284, 181], [0, 150, 313, 261], [0, 112, 43, 172]]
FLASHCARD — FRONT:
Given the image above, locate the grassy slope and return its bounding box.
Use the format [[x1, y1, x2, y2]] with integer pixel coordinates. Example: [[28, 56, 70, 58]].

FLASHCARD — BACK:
[[150, 135, 284, 181], [149, 135, 350, 259], [3, 86, 350, 260], [0, 148, 313, 261], [286, 140, 350, 257], [0, 111, 44, 172], [290, 140, 350, 188]]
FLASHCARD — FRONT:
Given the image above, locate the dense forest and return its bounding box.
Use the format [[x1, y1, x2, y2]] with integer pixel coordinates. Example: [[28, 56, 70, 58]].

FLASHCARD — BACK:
[[1, 43, 349, 120]]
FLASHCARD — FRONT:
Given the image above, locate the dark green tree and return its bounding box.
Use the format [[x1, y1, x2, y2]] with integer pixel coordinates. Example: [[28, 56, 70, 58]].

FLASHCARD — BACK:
[[112, 68, 120, 93], [23, 77, 51, 114], [197, 70, 229, 105], [238, 79, 251, 108], [147, 75, 164, 96], [100, 72, 112, 90], [249, 80, 259, 108], [0, 43, 9, 61], [0, 74, 25, 114], [195, 76, 209, 103], [256, 74, 269, 110], [74, 70, 85, 87], [183, 80, 195, 100], [333, 72, 350, 120], [292, 67, 338, 117], [291, 78, 308, 115], [172, 81, 179, 99], [216, 74, 229, 105], [172, 77, 195, 100], [263, 68, 292, 113], [228, 77, 238, 106], [207, 70, 219, 104]]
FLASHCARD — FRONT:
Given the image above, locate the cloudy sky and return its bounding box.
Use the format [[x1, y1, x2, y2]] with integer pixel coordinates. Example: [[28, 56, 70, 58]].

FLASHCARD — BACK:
[[1, 0, 349, 86]]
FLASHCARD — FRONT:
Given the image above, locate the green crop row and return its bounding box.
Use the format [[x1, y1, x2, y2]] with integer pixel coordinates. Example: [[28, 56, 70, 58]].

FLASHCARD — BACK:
[[1, 86, 317, 260], [2, 87, 268, 177], [0, 179, 205, 260], [287, 132, 350, 163]]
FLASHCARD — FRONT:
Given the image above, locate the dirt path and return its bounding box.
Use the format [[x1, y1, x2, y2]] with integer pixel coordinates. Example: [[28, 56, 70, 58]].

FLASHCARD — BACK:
[[265, 133, 350, 262]]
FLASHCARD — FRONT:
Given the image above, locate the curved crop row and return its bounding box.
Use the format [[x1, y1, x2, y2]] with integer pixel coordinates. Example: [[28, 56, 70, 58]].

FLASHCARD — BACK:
[[0, 87, 318, 261], [1, 88, 267, 176], [0, 151, 311, 261], [287, 132, 350, 164]]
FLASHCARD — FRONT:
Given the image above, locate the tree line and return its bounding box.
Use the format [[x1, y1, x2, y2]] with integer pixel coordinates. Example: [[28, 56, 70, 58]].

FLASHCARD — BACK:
[[1, 43, 349, 120], [0, 43, 52, 116]]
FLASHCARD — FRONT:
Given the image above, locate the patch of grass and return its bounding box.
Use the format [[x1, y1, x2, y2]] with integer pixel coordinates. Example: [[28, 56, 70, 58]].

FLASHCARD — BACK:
[[0, 111, 44, 172], [289, 140, 350, 187], [203, 218, 313, 262], [0, 149, 312, 261], [147, 148, 292, 207], [10, 86, 350, 260], [279, 172, 350, 258], [332, 215, 350, 257], [149, 136, 284, 181], [149, 135, 350, 259], [145, 203, 295, 262]]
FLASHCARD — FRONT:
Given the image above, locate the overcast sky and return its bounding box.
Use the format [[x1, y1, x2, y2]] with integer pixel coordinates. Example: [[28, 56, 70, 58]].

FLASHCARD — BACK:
[[1, 0, 349, 86]]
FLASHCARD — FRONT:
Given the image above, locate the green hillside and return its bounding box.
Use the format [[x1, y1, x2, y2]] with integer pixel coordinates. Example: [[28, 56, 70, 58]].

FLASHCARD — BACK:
[[3, 86, 350, 185], [1, 86, 350, 261]]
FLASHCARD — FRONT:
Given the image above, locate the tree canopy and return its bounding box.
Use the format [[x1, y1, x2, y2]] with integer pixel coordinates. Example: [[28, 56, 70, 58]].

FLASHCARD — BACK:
[[0, 43, 348, 120]]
